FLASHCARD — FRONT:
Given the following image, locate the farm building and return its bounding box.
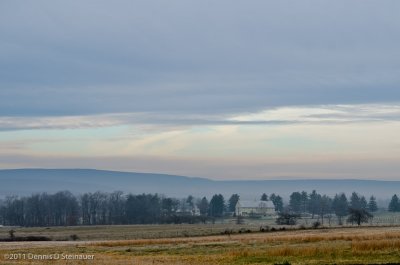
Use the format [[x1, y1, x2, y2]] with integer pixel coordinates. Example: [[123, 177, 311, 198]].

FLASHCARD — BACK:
[[235, 200, 276, 216]]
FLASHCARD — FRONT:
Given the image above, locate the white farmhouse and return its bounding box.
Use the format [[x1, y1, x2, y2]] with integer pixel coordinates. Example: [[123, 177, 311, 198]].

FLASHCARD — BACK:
[[235, 200, 276, 216]]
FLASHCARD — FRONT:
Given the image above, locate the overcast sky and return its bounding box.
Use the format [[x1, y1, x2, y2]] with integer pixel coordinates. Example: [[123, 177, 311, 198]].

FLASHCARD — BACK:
[[1, 1, 400, 179]]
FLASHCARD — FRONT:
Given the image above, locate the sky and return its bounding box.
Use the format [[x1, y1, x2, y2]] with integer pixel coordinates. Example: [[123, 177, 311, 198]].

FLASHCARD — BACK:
[[1, 1, 400, 180]]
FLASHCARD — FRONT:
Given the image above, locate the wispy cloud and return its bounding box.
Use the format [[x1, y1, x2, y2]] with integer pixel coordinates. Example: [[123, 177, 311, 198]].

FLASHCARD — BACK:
[[230, 104, 400, 123], [1, 103, 399, 131]]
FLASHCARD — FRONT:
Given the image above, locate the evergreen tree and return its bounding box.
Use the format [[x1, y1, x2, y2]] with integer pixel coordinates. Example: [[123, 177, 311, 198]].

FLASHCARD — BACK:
[[270, 193, 283, 212], [308, 190, 320, 218], [289, 192, 302, 214], [197, 197, 209, 216], [269, 193, 276, 203], [301, 191, 308, 214], [368, 196, 378, 212], [360, 196, 368, 210], [350, 192, 361, 210], [319, 195, 332, 225], [260, 193, 268, 201], [209, 194, 225, 217], [388, 194, 400, 212], [274, 195, 284, 212], [332, 193, 348, 225], [228, 194, 240, 212]]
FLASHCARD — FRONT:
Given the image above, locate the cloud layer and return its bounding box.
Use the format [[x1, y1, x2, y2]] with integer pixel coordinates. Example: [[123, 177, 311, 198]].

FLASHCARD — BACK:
[[1, 1, 400, 117], [1, 1, 400, 180], [1, 103, 399, 131]]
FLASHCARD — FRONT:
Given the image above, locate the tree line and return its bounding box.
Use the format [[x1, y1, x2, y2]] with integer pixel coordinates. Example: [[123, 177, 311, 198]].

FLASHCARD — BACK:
[[0, 190, 395, 227], [0, 191, 233, 227], [286, 190, 378, 225]]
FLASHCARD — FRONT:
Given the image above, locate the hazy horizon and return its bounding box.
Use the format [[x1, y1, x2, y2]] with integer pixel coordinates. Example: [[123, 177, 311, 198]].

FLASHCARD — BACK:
[[2, 169, 400, 201], [1, 1, 400, 180], [0, 167, 398, 182]]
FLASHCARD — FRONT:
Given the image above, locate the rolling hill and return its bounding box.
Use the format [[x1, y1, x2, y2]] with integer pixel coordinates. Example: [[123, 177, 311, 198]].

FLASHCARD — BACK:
[[0, 169, 399, 201]]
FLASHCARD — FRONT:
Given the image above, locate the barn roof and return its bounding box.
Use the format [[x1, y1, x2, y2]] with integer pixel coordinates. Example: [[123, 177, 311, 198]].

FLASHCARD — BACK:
[[237, 200, 274, 208]]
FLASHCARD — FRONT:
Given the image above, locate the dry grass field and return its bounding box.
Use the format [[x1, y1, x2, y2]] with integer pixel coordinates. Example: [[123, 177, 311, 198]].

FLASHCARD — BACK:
[[0, 222, 263, 241], [1, 225, 400, 265]]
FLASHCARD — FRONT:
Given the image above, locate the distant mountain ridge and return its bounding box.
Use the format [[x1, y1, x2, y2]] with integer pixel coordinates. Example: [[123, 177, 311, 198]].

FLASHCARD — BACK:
[[0, 168, 399, 200]]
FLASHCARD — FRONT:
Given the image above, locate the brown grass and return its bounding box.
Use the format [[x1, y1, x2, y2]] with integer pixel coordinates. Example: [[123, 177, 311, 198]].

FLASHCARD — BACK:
[[352, 238, 400, 252], [2, 226, 400, 264]]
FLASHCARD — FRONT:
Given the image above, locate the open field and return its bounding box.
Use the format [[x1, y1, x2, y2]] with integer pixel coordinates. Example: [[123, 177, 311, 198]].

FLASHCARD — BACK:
[[1, 225, 400, 265], [0, 222, 266, 241]]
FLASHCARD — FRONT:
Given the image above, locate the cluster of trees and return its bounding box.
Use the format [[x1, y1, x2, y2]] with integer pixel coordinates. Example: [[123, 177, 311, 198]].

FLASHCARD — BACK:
[[0, 191, 79, 227], [287, 191, 378, 225], [0, 191, 238, 227], [0, 189, 394, 228]]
